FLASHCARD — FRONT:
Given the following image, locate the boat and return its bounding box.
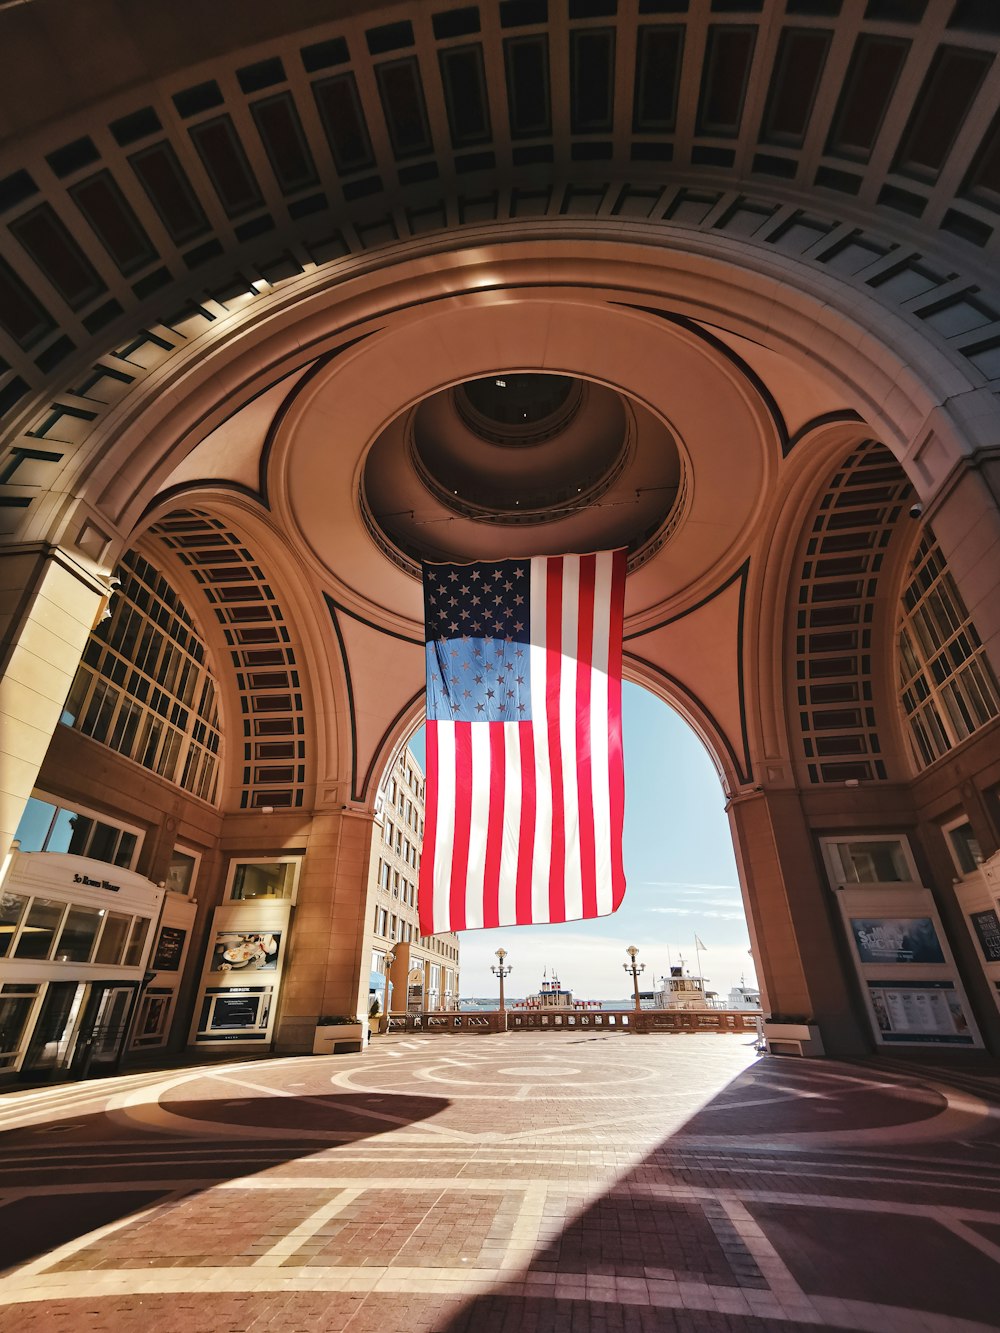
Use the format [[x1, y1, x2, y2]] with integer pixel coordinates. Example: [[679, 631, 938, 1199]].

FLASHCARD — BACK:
[[656, 958, 709, 1010], [511, 969, 602, 1011]]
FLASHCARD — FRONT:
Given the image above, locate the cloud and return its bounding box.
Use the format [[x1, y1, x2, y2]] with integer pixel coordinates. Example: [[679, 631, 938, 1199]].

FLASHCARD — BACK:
[[638, 881, 739, 892], [647, 907, 746, 921]]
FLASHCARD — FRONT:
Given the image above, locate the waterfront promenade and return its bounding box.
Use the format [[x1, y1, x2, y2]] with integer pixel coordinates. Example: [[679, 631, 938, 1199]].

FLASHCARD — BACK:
[[1, 1031, 999, 1331]]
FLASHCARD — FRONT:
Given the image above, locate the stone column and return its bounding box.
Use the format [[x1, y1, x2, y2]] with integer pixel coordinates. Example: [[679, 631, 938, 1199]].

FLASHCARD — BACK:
[[728, 788, 869, 1056], [274, 806, 377, 1053], [0, 544, 106, 860]]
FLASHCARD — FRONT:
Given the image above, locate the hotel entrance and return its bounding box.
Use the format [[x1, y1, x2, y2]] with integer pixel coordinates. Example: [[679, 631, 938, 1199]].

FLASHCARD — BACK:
[[19, 980, 138, 1079]]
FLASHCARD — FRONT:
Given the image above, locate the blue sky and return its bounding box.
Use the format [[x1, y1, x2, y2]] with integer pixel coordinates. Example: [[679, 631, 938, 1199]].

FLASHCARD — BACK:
[[410, 681, 756, 1002]]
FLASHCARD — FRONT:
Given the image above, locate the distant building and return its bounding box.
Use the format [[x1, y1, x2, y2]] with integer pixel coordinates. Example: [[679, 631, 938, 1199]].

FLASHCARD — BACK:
[[367, 745, 459, 1015]]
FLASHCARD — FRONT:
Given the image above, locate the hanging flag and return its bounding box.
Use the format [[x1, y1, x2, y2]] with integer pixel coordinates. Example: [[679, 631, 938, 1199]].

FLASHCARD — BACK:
[[695, 934, 707, 950], [418, 550, 627, 933]]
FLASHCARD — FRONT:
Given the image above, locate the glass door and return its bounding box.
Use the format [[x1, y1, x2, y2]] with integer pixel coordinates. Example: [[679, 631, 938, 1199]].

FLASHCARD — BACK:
[[86, 985, 135, 1066], [22, 982, 87, 1074]]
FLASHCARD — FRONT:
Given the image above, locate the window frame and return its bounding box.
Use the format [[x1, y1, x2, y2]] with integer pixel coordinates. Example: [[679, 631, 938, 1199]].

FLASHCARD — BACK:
[[225, 857, 301, 903], [820, 834, 921, 888], [14, 790, 145, 870]]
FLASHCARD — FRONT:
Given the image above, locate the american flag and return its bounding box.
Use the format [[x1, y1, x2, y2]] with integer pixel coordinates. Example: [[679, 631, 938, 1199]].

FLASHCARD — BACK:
[[418, 550, 627, 934]]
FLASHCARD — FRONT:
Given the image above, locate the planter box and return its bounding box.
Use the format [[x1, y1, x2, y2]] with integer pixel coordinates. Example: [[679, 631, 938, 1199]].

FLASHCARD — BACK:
[[313, 1021, 368, 1055], [763, 1021, 824, 1057]]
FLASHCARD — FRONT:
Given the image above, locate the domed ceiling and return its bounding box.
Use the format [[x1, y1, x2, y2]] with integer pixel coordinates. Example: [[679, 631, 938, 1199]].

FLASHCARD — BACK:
[[362, 371, 682, 566]]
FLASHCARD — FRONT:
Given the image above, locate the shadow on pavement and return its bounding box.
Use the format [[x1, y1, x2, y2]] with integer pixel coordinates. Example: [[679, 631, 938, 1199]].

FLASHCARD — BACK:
[[0, 1090, 448, 1272], [436, 1053, 1000, 1332]]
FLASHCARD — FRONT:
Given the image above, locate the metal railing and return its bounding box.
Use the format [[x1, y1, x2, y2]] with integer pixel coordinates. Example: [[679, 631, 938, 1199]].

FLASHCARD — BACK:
[[382, 1008, 761, 1035]]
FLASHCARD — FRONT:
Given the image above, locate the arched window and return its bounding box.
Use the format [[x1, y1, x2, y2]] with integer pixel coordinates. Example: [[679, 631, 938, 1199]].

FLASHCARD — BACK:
[[60, 549, 222, 800], [898, 533, 1000, 768]]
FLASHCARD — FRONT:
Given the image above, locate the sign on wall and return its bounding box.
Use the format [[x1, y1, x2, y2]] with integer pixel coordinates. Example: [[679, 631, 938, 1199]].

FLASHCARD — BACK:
[[209, 931, 281, 972], [152, 925, 187, 971], [196, 985, 273, 1040], [850, 917, 945, 965], [868, 979, 974, 1045], [970, 909, 1000, 963]]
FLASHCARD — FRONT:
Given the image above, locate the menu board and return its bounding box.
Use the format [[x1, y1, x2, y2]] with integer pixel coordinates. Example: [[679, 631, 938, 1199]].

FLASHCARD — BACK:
[[868, 980, 974, 1045], [970, 909, 1000, 963], [152, 925, 187, 971], [850, 917, 945, 964]]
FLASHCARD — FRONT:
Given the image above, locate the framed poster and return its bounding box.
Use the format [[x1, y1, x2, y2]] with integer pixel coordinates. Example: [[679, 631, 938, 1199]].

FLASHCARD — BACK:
[[209, 930, 280, 972], [868, 980, 975, 1045], [133, 990, 172, 1046], [850, 917, 945, 965], [970, 909, 1000, 963]]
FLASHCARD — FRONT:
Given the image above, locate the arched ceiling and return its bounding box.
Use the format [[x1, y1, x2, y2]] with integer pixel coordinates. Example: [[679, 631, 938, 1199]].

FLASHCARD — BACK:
[[3, 0, 998, 804], [2, 0, 1000, 444]]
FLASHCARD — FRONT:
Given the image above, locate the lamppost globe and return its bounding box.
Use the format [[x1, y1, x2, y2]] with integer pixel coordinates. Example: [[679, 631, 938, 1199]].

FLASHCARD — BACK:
[[623, 945, 645, 1012]]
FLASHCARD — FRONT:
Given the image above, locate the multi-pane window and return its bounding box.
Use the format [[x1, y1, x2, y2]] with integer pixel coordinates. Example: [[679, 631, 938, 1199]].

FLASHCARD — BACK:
[[166, 848, 198, 895], [0, 985, 41, 1068], [898, 536, 1000, 769], [14, 794, 141, 869], [0, 890, 152, 967], [821, 836, 915, 886], [61, 549, 222, 801], [946, 821, 983, 877], [229, 860, 298, 901]]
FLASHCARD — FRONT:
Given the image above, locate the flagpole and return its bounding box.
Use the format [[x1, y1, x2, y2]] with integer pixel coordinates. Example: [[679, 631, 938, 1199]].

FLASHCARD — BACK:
[[693, 934, 703, 990]]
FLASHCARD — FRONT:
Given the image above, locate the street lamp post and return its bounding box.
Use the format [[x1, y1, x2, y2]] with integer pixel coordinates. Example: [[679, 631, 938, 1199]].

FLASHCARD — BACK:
[[624, 945, 645, 1013], [491, 947, 512, 1014], [382, 949, 396, 1025]]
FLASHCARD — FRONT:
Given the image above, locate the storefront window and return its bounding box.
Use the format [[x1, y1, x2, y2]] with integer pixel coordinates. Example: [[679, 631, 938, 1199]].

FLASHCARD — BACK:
[[0, 985, 39, 1063], [14, 899, 66, 960], [55, 905, 104, 963], [0, 892, 28, 958], [95, 912, 131, 964], [123, 917, 150, 967], [230, 860, 297, 900]]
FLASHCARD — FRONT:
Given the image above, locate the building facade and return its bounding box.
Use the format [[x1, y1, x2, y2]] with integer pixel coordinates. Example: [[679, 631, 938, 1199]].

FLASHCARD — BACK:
[[1, 0, 1000, 1070], [369, 744, 460, 1017]]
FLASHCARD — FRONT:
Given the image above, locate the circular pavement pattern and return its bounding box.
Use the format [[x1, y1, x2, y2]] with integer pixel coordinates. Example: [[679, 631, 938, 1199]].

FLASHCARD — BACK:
[[0, 1034, 999, 1333]]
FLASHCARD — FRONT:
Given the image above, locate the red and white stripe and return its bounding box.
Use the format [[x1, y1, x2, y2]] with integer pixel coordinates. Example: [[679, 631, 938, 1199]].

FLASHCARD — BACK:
[[419, 550, 627, 934]]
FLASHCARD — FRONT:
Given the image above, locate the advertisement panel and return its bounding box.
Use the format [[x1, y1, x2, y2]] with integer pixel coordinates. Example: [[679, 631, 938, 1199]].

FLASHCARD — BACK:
[[195, 985, 273, 1040], [209, 930, 281, 972], [850, 917, 945, 964]]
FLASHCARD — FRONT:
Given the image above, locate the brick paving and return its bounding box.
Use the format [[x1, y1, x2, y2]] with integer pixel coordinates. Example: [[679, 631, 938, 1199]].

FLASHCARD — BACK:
[[0, 1033, 998, 1330]]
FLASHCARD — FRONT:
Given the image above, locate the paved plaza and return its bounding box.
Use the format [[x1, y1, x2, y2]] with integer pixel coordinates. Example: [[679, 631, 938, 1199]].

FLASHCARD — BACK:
[[1, 1032, 999, 1331]]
